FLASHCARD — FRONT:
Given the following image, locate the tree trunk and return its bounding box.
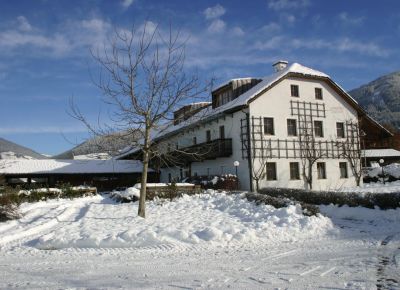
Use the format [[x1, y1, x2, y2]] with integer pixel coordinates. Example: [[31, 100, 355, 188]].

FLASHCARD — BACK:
[[255, 179, 259, 192], [355, 176, 360, 187], [138, 125, 151, 218], [307, 160, 313, 190]]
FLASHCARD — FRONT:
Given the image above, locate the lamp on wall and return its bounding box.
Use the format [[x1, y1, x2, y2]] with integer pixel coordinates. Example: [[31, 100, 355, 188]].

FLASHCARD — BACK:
[[234, 161, 240, 189]]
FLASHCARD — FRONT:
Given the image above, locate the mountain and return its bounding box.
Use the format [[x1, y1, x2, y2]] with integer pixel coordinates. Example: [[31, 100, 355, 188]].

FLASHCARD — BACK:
[[54, 132, 138, 159], [349, 71, 400, 129], [0, 137, 47, 159]]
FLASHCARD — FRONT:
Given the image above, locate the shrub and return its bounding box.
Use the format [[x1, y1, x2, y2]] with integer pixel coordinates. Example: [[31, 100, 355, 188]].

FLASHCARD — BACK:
[[165, 182, 178, 201], [245, 192, 319, 216], [258, 187, 400, 210], [214, 175, 238, 191], [0, 193, 20, 222], [184, 174, 239, 191]]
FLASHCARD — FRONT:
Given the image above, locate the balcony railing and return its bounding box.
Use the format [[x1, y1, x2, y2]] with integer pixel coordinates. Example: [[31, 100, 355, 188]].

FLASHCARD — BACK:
[[161, 138, 233, 167]]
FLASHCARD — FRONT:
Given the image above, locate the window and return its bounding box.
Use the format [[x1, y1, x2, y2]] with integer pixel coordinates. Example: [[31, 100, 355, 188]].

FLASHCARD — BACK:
[[219, 126, 225, 139], [206, 130, 211, 142], [314, 120, 324, 137], [339, 162, 348, 178], [291, 84, 299, 97], [317, 162, 326, 179], [336, 122, 345, 138], [264, 117, 275, 135], [193, 136, 197, 145], [266, 162, 277, 180], [289, 162, 300, 180], [287, 119, 297, 136], [315, 88, 323, 100]]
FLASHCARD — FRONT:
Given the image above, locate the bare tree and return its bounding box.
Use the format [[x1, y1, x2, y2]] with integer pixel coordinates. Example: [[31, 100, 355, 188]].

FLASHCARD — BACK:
[[339, 121, 363, 186], [249, 117, 271, 192], [298, 117, 325, 190], [70, 23, 208, 218]]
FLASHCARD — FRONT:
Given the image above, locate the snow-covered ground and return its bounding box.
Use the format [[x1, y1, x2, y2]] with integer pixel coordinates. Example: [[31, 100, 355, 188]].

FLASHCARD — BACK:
[[0, 192, 399, 289], [340, 180, 400, 194]]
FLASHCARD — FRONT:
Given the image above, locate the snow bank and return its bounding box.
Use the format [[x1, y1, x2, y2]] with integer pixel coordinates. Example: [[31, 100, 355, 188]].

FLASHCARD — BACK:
[[110, 187, 141, 202], [29, 192, 334, 249], [364, 163, 400, 179], [320, 204, 400, 223]]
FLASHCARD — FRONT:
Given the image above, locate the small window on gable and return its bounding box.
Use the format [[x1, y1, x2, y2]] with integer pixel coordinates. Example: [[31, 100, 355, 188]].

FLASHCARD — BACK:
[[317, 162, 326, 179], [266, 162, 277, 180], [339, 162, 348, 178], [336, 122, 345, 138], [287, 119, 297, 136], [291, 85, 299, 97], [289, 162, 300, 180], [314, 120, 324, 138], [315, 88, 323, 100], [264, 117, 275, 135]]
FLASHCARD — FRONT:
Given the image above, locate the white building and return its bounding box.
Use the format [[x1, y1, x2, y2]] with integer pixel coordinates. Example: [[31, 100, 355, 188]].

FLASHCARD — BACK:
[[117, 61, 389, 191]]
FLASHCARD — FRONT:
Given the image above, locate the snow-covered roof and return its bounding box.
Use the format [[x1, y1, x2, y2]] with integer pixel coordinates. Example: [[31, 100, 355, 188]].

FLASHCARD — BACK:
[[0, 159, 149, 175], [212, 77, 256, 92], [362, 149, 400, 158], [74, 153, 111, 160]]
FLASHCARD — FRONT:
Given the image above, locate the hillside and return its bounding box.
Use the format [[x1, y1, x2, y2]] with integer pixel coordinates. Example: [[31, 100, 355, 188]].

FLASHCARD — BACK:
[[54, 132, 138, 159], [349, 71, 400, 128], [0, 137, 47, 159]]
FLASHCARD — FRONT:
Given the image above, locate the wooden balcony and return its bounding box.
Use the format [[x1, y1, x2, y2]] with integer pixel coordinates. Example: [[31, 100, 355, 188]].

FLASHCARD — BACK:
[[161, 138, 233, 167]]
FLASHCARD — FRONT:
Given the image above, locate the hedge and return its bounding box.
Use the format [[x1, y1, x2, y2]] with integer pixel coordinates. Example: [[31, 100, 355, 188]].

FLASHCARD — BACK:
[[258, 187, 400, 210]]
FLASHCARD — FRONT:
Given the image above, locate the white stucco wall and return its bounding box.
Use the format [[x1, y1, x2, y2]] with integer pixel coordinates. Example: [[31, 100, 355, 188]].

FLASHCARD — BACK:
[[248, 76, 360, 190]]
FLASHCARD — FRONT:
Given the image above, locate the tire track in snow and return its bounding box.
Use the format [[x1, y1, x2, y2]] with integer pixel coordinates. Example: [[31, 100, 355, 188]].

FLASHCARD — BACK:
[[0, 202, 91, 248], [376, 233, 400, 290], [0, 205, 60, 235]]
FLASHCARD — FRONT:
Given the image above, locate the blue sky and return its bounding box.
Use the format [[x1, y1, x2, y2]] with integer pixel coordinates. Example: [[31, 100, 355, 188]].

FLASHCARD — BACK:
[[0, 0, 399, 155]]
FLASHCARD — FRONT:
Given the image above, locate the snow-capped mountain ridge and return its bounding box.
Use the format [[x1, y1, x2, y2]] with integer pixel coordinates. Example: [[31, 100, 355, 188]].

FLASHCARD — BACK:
[[349, 71, 400, 129]]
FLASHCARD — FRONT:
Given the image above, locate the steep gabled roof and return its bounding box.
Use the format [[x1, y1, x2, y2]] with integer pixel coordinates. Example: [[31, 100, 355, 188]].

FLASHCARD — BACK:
[[0, 159, 149, 175]]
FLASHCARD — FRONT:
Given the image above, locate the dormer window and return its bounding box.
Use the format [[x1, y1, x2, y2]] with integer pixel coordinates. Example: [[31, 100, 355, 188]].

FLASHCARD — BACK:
[[212, 78, 262, 108]]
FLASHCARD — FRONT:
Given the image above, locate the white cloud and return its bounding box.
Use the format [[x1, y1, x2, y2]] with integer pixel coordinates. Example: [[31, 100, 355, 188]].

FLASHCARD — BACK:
[[231, 26, 244, 36], [285, 14, 296, 23], [268, 0, 310, 11], [338, 12, 364, 25], [335, 38, 388, 57], [261, 22, 281, 34], [121, 0, 135, 8], [16, 16, 32, 32], [279, 37, 390, 57], [81, 18, 110, 33], [254, 36, 284, 50], [0, 30, 71, 56], [203, 4, 226, 20], [207, 19, 226, 33]]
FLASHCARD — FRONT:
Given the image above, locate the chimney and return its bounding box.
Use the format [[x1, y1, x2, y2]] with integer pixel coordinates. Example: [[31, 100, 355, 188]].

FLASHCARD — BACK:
[[272, 60, 288, 72]]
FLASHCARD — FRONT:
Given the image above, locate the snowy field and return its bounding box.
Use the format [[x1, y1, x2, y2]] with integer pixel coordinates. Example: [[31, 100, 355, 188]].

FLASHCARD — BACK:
[[0, 192, 399, 289]]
